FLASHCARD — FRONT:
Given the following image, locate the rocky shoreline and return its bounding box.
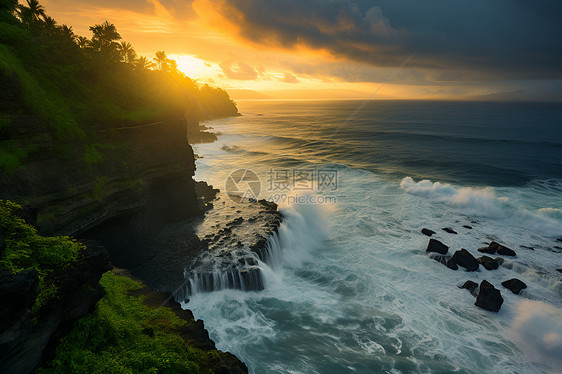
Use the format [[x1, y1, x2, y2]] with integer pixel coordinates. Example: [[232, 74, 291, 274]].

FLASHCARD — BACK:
[[422, 224, 561, 312]]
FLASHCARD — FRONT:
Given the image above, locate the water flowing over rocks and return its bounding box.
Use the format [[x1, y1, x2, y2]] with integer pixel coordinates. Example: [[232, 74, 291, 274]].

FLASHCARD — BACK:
[[179, 195, 283, 299], [459, 280, 479, 297], [475, 280, 504, 312], [477, 256, 500, 270], [430, 254, 458, 270]]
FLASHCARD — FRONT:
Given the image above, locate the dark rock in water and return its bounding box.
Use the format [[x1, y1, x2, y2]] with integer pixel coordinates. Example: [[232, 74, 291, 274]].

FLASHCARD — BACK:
[[478, 245, 496, 254], [497, 245, 516, 257], [452, 249, 479, 271], [520, 245, 534, 250], [421, 228, 436, 237], [431, 254, 458, 270], [557, 238, 562, 242], [501, 278, 527, 294], [426, 239, 448, 255], [442, 227, 457, 234], [556, 269, 562, 273], [478, 241, 515, 256], [463, 225, 473, 229], [258, 199, 278, 211], [477, 256, 499, 270], [475, 280, 504, 312], [494, 257, 505, 266], [459, 280, 479, 297]]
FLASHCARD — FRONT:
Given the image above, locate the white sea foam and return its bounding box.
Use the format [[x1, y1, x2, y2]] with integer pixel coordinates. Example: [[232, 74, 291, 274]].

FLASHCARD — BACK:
[[400, 177, 562, 237], [510, 300, 562, 374]]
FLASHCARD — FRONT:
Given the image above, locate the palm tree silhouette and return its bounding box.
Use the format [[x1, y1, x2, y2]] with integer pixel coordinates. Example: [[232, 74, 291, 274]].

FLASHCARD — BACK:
[[118, 41, 137, 64], [43, 15, 56, 32], [153, 50, 169, 71], [89, 21, 121, 48], [89, 21, 122, 61], [17, 0, 45, 27], [135, 56, 154, 70], [76, 36, 89, 49], [59, 25, 75, 41]]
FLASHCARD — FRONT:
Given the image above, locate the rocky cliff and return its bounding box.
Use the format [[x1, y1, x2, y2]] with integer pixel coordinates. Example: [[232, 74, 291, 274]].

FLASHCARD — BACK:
[[0, 240, 111, 374]]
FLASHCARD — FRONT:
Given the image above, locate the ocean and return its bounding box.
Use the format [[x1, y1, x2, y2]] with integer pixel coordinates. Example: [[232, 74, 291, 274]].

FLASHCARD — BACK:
[[186, 100, 562, 374]]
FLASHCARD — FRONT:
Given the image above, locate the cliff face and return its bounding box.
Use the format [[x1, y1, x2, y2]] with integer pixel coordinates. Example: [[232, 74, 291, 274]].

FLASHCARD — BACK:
[[0, 117, 201, 237], [0, 241, 112, 374], [1, 70, 203, 239]]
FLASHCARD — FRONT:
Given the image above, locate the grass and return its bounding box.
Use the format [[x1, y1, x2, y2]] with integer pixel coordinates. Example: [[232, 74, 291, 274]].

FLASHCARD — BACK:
[[39, 272, 221, 374], [0, 44, 85, 141], [0, 200, 84, 313]]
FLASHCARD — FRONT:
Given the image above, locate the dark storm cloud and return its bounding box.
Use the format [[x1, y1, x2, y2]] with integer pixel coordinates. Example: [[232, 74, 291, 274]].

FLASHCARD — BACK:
[[205, 0, 562, 80]]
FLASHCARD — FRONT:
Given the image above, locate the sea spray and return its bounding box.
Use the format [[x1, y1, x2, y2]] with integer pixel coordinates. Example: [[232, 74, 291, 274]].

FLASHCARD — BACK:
[[400, 177, 562, 237]]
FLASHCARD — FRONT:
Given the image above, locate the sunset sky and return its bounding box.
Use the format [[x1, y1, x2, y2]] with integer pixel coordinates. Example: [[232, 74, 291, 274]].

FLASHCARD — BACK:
[[41, 0, 562, 101]]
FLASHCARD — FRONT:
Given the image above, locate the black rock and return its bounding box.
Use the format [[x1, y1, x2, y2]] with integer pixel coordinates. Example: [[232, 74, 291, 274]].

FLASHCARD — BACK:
[[494, 257, 505, 265], [556, 269, 562, 273], [431, 254, 458, 270], [463, 225, 473, 229], [426, 239, 448, 255], [421, 228, 436, 237], [452, 249, 479, 271], [442, 227, 457, 234], [497, 245, 516, 257], [557, 238, 562, 242], [501, 278, 527, 294], [520, 245, 534, 250], [477, 256, 499, 270], [459, 280, 479, 297], [475, 280, 504, 312], [478, 245, 496, 254]]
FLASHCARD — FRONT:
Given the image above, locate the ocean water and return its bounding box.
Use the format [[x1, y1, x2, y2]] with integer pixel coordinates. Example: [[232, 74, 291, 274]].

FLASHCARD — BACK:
[[186, 100, 562, 374]]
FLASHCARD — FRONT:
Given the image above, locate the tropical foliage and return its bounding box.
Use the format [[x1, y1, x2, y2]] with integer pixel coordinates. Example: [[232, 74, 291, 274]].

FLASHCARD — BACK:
[[0, 0, 238, 169]]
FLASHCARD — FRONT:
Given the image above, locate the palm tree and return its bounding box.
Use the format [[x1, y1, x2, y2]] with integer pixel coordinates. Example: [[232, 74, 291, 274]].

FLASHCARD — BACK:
[[59, 24, 75, 40], [135, 56, 154, 70], [89, 20, 121, 46], [153, 50, 168, 71], [24, 0, 44, 21], [17, 0, 45, 27], [118, 41, 136, 63], [76, 36, 89, 49], [89, 21, 122, 62], [42, 15, 56, 32]]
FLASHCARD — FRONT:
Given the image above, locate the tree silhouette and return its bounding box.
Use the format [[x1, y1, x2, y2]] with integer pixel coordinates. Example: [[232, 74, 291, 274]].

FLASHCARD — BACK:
[[118, 41, 137, 64], [42, 15, 56, 33], [135, 56, 154, 70], [17, 0, 45, 28], [89, 21, 122, 62], [76, 36, 89, 49], [59, 25, 75, 40], [153, 50, 169, 71]]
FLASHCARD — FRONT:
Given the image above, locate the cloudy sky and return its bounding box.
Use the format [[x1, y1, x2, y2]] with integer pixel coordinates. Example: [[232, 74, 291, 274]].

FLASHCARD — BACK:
[[42, 0, 562, 100]]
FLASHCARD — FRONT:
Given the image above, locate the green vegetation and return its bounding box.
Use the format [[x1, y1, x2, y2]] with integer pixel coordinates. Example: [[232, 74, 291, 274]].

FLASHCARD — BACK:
[[0, 0, 238, 170], [0, 200, 84, 313], [39, 272, 220, 374]]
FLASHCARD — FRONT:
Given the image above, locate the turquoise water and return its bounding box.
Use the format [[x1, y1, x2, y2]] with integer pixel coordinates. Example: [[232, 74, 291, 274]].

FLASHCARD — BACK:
[[187, 100, 562, 374]]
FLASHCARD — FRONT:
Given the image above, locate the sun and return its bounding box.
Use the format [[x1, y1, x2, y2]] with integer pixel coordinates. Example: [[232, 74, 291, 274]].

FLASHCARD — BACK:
[[169, 54, 221, 82]]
